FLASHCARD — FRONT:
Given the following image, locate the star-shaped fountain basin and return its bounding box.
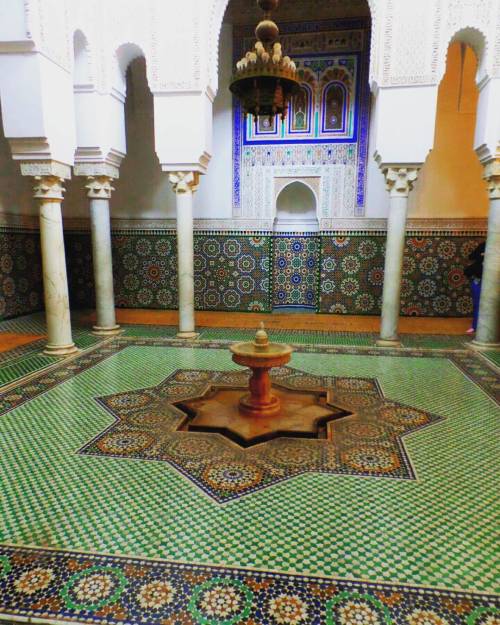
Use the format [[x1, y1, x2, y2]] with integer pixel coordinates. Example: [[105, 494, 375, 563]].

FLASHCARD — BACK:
[[176, 378, 352, 448]]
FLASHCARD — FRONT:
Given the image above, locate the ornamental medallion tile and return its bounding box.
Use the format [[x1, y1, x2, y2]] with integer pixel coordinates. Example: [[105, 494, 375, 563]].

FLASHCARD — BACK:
[[1, 546, 498, 625], [79, 367, 443, 502]]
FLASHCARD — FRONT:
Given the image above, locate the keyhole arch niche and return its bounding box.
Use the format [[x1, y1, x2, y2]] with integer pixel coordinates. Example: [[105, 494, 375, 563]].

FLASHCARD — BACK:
[[273, 180, 319, 233]]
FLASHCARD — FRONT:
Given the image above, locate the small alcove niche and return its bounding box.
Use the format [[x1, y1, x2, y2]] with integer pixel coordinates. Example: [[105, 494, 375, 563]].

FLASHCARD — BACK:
[[273, 181, 319, 233]]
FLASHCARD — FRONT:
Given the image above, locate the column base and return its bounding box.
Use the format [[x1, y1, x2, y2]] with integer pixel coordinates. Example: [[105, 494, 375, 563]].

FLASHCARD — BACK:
[[376, 338, 402, 348], [176, 331, 200, 340], [469, 339, 500, 352], [43, 343, 80, 357], [92, 325, 122, 336]]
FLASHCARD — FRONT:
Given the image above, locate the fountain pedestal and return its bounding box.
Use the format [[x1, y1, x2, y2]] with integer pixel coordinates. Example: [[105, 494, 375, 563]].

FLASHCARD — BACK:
[[231, 351, 291, 417], [177, 325, 347, 447], [230, 324, 292, 418]]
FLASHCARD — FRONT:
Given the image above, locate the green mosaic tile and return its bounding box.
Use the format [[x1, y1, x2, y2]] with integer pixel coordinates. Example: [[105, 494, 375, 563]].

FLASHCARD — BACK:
[[483, 350, 500, 368], [197, 328, 256, 341], [1, 342, 498, 598], [73, 330, 104, 349], [400, 334, 470, 350], [0, 325, 108, 387], [0, 352, 54, 386], [0, 337, 45, 365], [198, 327, 376, 346], [121, 324, 177, 338]]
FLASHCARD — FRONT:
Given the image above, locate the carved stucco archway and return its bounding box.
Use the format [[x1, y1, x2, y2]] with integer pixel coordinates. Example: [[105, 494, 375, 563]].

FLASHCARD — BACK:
[[208, 0, 377, 95], [439, 27, 489, 86]]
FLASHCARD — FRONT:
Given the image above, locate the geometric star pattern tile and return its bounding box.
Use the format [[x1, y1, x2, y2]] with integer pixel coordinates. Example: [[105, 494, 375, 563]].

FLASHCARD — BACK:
[[79, 367, 443, 502], [1, 334, 499, 625]]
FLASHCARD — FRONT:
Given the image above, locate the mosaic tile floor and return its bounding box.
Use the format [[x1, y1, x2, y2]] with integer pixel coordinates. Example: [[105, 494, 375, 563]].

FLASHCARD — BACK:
[[79, 366, 443, 502], [0, 320, 499, 624]]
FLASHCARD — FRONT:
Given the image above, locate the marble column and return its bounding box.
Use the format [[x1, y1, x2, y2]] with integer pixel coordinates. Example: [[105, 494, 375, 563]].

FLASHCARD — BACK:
[[473, 158, 500, 348], [85, 176, 120, 335], [169, 171, 199, 339], [377, 167, 419, 347], [34, 176, 78, 356]]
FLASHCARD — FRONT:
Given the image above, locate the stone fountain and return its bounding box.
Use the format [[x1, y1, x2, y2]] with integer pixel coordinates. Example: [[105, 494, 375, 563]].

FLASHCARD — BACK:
[[229, 322, 292, 417], [178, 324, 347, 447]]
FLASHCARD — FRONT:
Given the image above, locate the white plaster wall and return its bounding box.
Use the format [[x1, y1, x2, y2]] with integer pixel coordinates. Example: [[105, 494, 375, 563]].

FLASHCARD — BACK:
[[364, 94, 389, 217], [111, 58, 175, 220], [0, 54, 46, 139], [274, 182, 319, 232], [2, 0, 497, 224], [195, 23, 233, 218], [0, 0, 28, 42], [373, 85, 439, 164]]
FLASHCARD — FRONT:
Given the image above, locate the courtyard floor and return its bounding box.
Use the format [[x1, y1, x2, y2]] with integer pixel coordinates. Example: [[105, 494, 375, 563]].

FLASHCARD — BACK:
[[0, 312, 498, 624]]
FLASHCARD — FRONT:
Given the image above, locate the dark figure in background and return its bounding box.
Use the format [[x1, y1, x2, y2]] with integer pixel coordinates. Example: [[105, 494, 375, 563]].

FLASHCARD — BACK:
[[464, 241, 485, 334]]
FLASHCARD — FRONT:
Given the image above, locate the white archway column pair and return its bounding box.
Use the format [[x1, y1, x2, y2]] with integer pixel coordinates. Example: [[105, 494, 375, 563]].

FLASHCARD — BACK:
[[168, 171, 199, 339], [23, 164, 79, 357], [377, 165, 419, 347], [21, 162, 120, 356], [74, 165, 121, 336], [473, 157, 500, 348]]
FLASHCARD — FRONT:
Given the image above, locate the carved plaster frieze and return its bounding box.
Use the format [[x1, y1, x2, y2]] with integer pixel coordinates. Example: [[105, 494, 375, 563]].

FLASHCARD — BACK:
[[150, 0, 201, 92], [321, 218, 387, 231], [54, 216, 488, 234], [406, 218, 488, 232], [85, 176, 115, 200], [31, 0, 72, 70], [74, 162, 120, 179], [32, 176, 66, 202], [0, 212, 487, 234], [168, 171, 200, 195], [20, 161, 72, 180]]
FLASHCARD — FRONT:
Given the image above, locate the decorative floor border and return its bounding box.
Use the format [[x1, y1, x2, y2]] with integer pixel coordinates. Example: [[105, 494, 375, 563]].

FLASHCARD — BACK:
[[0, 545, 498, 625]]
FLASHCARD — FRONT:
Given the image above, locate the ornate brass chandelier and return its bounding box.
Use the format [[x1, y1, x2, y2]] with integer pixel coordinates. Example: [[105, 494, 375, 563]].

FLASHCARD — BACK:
[[230, 0, 300, 121]]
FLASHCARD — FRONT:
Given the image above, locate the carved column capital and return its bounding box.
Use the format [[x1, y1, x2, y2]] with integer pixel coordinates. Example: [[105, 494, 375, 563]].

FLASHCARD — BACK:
[[168, 171, 200, 194], [483, 158, 500, 200], [32, 176, 66, 202], [85, 175, 115, 200], [382, 167, 419, 198]]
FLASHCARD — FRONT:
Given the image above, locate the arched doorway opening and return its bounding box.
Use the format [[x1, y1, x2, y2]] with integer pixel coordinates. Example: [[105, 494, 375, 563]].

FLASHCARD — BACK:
[[274, 181, 319, 233]]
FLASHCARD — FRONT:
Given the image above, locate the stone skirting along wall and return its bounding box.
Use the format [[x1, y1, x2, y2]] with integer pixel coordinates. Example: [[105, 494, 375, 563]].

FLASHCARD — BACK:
[[62, 230, 486, 318]]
